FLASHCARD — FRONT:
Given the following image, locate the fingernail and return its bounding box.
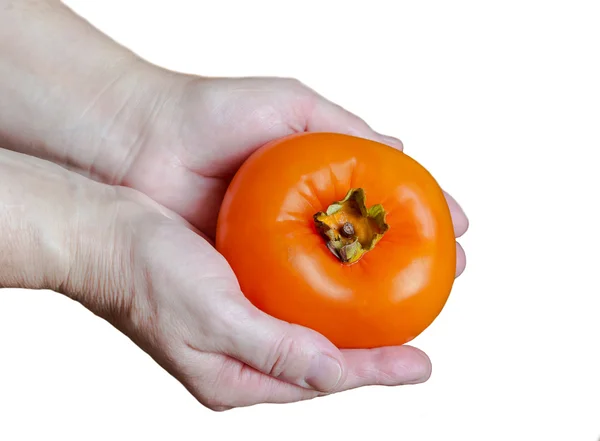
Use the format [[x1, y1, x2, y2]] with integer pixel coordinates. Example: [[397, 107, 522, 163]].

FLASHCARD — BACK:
[[405, 350, 432, 384], [305, 354, 343, 392], [405, 365, 432, 384], [378, 134, 404, 149]]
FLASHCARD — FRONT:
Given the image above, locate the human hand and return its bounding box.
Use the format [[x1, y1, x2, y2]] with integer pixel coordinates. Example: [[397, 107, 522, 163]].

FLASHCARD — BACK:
[[0, 1, 469, 410], [118, 76, 468, 275], [0, 1, 468, 272], [84, 76, 470, 409], [2, 58, 469, 413], [0, 148, 438, 410], [80, 187, 438, 410]]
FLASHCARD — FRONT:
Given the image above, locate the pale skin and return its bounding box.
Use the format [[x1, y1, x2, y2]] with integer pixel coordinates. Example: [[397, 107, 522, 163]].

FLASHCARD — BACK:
[[0, 0, 468, 410]]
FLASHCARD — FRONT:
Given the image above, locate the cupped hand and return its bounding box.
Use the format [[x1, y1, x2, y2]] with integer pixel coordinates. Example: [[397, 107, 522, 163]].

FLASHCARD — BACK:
[[70, 186, 435, 411], [1, 145, 436, 411], [99, 76, 469, 409], [2, 2, 467, 412], [120, 76, 468, 277], [6, 70, 469, 410]]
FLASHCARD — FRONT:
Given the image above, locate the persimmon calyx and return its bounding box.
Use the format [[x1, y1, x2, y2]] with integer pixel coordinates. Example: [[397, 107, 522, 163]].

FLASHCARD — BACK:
[[313, 188, 389, 264]]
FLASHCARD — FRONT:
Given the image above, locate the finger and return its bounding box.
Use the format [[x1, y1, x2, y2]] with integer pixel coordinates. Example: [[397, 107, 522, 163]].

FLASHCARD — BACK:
[[186, 353, 320, 409], [185, 345, 431, 410], [239, 345, 429, 406], [179, 241, 346, 395], [444, 191, 469, 237], [338, 345, 432, 389], [456, 242, 466, 277], [209, 296, 346, 394], [305, 90, 404, 150], [238, 345, 429, 406]]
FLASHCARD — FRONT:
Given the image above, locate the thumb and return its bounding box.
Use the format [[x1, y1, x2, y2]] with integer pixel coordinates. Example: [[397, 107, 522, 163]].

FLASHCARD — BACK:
[[216, 297, 346, 393]]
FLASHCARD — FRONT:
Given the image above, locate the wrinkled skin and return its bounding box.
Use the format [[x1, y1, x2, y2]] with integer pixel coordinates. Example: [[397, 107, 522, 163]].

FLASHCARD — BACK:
[[0, 1, 468, 411], [87, 76, 468, 410]]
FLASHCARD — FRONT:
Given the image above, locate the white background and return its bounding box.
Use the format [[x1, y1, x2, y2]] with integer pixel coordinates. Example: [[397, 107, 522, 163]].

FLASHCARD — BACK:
[[1, 1, 599, 440]]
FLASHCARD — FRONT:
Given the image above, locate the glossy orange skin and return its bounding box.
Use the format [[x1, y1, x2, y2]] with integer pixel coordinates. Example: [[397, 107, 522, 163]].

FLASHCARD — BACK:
[[216, 133, 456, 349]]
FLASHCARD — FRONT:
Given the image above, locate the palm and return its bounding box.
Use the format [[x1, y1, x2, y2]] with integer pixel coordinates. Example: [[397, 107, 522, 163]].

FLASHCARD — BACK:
[[126, 78, 402, 236], [113, 76, 469, 408], [124, 211, 432, 409], [124, 210, 436, 408]]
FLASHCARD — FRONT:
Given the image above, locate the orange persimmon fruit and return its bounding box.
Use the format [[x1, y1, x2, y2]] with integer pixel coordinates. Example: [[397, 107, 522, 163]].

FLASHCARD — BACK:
[[216, 132, 456, 349]]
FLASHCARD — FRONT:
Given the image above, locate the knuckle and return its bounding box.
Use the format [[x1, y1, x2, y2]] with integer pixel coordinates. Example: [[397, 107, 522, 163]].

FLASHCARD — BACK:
[[265, 332, 303, 379], [200, 389, 231, 411], [183, 355, 237, 411], [281, 76, 304, 88], [203, 400, 232, 412], [280, 77, 314, 97], [199, 368, 234, 410]]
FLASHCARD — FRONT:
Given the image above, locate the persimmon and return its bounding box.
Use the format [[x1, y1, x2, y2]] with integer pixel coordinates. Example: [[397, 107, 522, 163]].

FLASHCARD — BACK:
[[216, 132, 456, 349]]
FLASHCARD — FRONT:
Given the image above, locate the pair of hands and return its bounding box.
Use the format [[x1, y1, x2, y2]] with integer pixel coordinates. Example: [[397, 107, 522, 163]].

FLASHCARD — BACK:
[[0, 1, 468, 410]]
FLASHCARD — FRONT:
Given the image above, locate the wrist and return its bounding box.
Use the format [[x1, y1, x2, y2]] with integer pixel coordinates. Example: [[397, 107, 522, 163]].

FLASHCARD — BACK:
[[59, 180, 174, 324], [0, 149, 84, 291], [0, 0, 184, 186], [0, 149, 139, 313]]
